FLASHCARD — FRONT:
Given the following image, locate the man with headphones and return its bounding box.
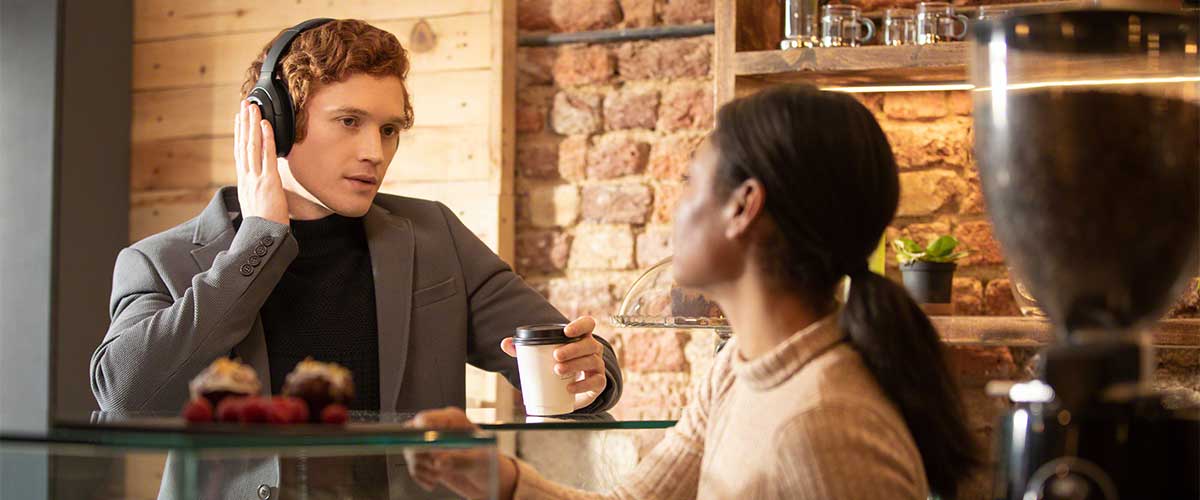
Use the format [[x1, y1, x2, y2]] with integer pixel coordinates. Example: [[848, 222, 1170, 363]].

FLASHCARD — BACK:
[[90, 18, 623, 498]]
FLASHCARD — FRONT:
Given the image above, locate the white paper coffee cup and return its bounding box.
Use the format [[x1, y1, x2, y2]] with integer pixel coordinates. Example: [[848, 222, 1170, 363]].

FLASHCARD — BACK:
[[513, 324, 582, 416]]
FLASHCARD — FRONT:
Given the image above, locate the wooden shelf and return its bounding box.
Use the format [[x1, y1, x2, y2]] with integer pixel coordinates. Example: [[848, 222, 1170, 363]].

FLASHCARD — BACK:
[[930, 316, 1200, 348], [734, 42, 970, 88]]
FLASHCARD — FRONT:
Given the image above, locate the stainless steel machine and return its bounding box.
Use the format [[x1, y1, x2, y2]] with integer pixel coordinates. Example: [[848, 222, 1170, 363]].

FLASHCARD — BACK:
[[972, 7, 1199, 499]]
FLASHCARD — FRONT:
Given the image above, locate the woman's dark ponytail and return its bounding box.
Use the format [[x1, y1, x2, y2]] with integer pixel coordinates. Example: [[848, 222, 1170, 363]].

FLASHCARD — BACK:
[[842, 270, 979, 499], [712, 84, 980, 498]]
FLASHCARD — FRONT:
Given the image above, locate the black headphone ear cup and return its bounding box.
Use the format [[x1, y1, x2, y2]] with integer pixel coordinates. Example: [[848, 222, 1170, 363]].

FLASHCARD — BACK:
[[269, 79, 295, 156], [247, 83, 294, 157]]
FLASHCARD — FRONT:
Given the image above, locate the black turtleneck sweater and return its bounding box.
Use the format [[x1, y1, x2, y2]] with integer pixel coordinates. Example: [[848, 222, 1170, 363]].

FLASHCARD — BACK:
[[258, 214, 381, 412]]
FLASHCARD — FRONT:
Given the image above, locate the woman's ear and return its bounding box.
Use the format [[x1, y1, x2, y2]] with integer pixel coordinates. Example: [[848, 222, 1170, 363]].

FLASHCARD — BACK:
[[723, 178, 766, 240]]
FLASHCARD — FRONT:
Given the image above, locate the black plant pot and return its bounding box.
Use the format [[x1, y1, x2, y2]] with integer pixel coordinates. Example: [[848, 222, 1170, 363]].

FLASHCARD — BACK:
[[900, 261, 957, 309]]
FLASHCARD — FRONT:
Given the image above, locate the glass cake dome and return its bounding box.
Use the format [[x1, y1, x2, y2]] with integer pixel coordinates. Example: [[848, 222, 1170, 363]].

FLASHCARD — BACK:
[[611, 257, 732, 341]]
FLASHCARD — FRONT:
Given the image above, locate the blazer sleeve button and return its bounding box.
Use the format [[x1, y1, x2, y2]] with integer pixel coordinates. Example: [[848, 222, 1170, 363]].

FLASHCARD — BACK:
[[239, 264, 254, 276]]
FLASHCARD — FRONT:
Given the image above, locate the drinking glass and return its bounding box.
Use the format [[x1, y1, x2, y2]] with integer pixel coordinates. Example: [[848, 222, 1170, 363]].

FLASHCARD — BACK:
[[821, 4, 875, 47]]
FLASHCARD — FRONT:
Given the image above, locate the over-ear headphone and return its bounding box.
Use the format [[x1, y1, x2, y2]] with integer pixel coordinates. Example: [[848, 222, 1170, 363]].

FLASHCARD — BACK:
[[246, 18, 333, 157]]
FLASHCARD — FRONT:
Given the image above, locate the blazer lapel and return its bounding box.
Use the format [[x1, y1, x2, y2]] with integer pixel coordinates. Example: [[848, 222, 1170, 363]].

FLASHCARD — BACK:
[[189, 187, 239, 271], [364, 205, 415, 411], [189, 187, 271, 393]]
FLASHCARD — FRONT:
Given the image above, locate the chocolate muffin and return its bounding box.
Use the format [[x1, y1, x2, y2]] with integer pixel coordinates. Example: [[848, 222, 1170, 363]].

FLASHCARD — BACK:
[[188, 358, 262, 408], [281, 358, 355, 420]]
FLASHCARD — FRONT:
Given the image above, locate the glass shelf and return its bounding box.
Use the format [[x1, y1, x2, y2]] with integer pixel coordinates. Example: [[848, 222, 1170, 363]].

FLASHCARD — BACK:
[[609, 259, 1199, 349], [18, 420, 489, 451], [465, 408, 677, 430], [2, 421, 498, 500], [70, 409, 678, 435]]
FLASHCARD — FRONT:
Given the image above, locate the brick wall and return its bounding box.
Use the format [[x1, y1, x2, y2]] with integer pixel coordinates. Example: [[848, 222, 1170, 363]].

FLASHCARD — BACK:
[[514, 0, 716, 421], [514, 1, 1198, 497], [865, 90, 1016, 315], [864, 89, 1200, 319]]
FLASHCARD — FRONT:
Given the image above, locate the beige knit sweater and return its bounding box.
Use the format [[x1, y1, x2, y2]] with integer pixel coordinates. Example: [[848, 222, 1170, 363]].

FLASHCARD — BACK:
[[513, 316, 931, 500]]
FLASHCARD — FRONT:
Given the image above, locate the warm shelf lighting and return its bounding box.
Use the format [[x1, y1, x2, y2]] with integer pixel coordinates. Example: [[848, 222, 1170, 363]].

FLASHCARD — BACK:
[[979, 75, 1200, 91], [823, 75, 1199, 93], [822, 83, 975, 93]]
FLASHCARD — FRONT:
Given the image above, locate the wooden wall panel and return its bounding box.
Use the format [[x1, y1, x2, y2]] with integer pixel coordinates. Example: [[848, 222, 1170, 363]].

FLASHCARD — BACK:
[[133, 14, 493, 90], [489, 0, 516, 262], [133, 125, 492, 191], [131, 136, 227, 191], [379, 180, 504, 249], [129, 189, 216, 242], [132, 85, 240, 143], [134, 0, 490, 41], [386, 126, 492, 182], [131, 70, 490, 143]]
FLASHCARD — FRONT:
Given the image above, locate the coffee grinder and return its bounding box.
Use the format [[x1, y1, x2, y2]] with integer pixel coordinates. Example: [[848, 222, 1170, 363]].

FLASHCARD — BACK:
[[971, 8, 1199, 499]]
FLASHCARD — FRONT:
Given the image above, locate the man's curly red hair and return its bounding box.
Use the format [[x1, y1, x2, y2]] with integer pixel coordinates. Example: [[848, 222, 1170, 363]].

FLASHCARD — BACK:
[[240, 19, 415, 143]]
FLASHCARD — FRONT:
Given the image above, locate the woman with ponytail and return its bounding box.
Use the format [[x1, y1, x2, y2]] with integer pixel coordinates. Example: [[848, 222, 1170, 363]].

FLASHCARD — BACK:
[[406, 84, 980, 500]]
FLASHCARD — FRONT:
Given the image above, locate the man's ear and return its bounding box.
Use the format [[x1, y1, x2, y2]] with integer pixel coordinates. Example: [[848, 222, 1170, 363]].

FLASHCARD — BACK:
[[723, 178, 765, 240]]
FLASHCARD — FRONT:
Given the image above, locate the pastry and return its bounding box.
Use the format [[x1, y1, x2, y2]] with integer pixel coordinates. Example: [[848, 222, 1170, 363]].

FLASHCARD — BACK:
[[281, 358, 355, 420], [188, 358, 261, 407]]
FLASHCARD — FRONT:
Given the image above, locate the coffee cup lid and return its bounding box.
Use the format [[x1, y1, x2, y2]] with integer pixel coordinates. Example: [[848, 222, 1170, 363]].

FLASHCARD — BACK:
[[513, 324, 581, 346]]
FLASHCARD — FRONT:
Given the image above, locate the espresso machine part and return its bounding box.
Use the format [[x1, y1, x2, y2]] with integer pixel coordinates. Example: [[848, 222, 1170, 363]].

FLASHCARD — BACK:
[[971, 8, 1199, 499]]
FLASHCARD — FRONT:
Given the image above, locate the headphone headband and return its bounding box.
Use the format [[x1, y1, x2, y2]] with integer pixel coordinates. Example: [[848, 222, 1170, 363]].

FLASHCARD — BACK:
[[258, 18, 334, 81], [250, 18, 334, 157]]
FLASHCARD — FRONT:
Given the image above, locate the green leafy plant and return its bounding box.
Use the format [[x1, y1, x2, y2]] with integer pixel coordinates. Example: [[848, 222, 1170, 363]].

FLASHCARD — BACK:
[[892, 235, 969, 266]]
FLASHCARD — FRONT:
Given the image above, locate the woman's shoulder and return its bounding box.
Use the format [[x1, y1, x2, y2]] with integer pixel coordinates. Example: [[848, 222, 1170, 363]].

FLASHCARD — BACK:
[[791, 342, 899, 414], [769, 398, 929, 499]]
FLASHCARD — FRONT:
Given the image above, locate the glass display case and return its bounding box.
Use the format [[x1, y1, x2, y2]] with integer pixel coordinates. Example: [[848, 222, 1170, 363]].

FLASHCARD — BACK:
[[0, 408, 684, 499], [2, 421, 496, 500], [83, 409, 677, 432], [611, 257, 732, 349], [613, 244, 885, 350]]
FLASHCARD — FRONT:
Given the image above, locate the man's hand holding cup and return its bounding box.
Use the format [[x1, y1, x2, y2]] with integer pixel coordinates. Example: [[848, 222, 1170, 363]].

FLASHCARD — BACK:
[[500, 316, 606, 414]]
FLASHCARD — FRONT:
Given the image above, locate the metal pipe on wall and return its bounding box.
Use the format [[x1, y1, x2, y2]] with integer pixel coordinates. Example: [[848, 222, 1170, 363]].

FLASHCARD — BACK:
[[519, 23, 715, 46]]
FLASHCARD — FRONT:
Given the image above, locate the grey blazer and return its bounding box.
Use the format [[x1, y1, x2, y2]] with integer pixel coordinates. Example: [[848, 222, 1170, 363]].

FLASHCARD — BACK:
[[91, 187, 622, 498]]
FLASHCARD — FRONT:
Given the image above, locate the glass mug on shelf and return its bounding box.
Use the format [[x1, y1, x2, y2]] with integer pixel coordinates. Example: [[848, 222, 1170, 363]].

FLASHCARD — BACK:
[[883, 8, 917, 46], [916, 1, 969, 44], [781, 0, 820, 48], [821, 4, 875, 47]]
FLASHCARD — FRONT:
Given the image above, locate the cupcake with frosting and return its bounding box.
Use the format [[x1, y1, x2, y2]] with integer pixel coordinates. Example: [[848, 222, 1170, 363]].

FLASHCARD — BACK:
[[282, 358, 354, 420], [188, 358, 261, 407]]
